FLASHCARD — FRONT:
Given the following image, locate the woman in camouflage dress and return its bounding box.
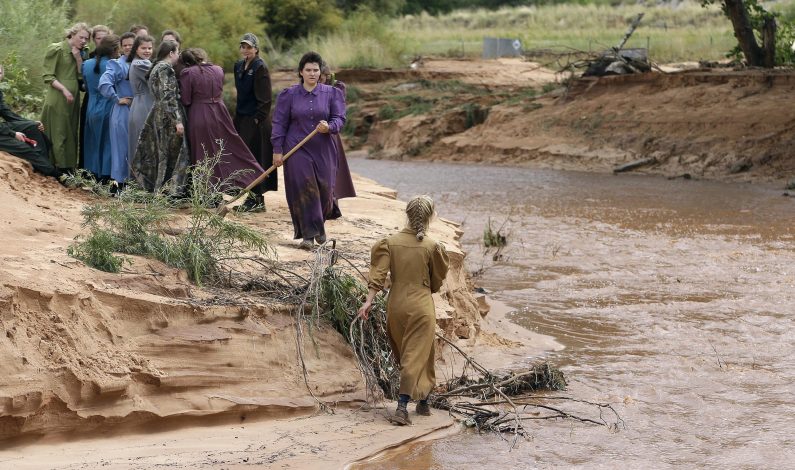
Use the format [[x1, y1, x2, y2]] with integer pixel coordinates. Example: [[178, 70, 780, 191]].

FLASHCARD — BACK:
[[131, 40, 190, 194]]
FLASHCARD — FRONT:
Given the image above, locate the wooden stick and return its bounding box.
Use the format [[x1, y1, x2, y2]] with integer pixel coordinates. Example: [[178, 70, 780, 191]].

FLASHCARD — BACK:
[[217, 127, 320, 217]]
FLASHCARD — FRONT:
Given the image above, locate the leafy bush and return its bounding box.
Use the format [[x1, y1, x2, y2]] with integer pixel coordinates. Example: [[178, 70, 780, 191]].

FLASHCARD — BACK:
[[0, 52, 45, 118], [0, 0, 70, 109], [74, 0, 264, 71], [68, 150, 272, 285], [67, 229, 128, 273], [258, 0, 341, 42]]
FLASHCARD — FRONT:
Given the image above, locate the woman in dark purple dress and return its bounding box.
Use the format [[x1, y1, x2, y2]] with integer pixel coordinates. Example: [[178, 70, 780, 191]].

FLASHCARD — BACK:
[[272, 52, 346, 250], [178, 48, 265, 202], [320, 63, 356, 202]]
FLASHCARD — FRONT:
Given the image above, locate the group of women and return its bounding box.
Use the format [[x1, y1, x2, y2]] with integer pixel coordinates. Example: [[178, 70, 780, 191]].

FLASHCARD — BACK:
[[34, 22, 358, 246], [4, 23, 450, 423]]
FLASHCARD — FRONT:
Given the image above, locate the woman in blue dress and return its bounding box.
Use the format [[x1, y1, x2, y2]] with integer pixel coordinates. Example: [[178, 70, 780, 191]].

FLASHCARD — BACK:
[[82, 35, 119, 180], [99, 32, 136, 183]]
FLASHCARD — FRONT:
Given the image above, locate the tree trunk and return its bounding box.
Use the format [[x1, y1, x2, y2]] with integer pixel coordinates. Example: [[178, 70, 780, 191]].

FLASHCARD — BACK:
[[724, 0, 764, 66], [761, 16, 777, 68]]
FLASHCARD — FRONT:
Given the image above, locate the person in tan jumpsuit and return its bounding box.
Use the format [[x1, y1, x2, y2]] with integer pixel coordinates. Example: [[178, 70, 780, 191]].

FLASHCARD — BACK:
[[358, 195, 449, 425]]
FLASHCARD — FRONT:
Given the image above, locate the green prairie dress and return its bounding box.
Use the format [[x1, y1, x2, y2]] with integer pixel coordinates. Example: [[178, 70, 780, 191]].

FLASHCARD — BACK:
[[40, 40, 82, 169], [367, 229, 449, 400]]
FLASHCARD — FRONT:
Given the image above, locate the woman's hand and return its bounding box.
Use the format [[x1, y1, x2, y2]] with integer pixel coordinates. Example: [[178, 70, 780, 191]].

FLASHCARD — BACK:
[[317, 120, 330, 134], [62, 89, 74, 104], [273, 153, 284, 167], [357, 300, 373, 320], [175, 123, 184, 136], [14, 132, 26, 143], [35, 121, 44, 132], [118, 97, 132, 106]]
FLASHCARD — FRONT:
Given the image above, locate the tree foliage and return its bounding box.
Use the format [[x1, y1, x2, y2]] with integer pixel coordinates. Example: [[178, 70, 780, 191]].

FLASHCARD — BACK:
[[73, 0, 264, 70], [702, 0, 793, 66], [0, 0, 70, 105], [257, 0, 342, 42]]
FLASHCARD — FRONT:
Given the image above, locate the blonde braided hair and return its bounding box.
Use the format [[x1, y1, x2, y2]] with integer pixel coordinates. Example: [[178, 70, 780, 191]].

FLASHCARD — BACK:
[[405, 195, 435, 241]]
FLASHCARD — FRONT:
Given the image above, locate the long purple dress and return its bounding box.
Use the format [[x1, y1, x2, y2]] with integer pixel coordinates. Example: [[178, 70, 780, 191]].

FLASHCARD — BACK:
[[271, 83, 346, 240], [179, 64, 264, 191], [331, 80, 356, 200]]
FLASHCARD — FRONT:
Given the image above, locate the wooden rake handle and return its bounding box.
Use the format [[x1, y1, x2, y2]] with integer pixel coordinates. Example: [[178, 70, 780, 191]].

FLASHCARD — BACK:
[[217, 127, 320, 217]]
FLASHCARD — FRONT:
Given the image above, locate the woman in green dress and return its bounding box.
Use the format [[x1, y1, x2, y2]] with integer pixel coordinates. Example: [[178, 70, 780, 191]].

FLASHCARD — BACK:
[[40, 22, 90, 172]]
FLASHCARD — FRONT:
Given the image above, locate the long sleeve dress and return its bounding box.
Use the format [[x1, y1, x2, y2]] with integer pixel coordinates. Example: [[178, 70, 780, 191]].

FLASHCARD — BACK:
[[81, 57, 114, 178], [367, 229, 450, 400], [233, 56, 276, 193], [179, 63, 264, 192], [127, 59, 154, 165], [0, 90, 58, 177], [98, 55, 133, 182], [40, 40, 82, 169], [131, 61, 190, 194], [271, 83, 346, 240], [330, 80, 356, 200]]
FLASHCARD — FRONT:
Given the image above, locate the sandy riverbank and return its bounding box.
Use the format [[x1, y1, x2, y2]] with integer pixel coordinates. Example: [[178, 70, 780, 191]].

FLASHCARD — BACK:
[[0, 151, 558, 467]]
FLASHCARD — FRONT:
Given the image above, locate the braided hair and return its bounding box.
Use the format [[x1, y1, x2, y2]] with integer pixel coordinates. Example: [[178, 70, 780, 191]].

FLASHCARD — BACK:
[[405, 195, 435, 241]]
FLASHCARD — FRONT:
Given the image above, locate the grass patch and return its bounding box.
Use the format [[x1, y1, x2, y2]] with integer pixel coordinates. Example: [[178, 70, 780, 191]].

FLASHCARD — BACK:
[[283, 1, 735, 69], [483, 217, 507, 248]]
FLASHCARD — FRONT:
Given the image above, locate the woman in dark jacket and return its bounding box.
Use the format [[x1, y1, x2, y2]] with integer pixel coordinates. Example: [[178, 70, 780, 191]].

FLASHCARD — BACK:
[[0, 64, 60, 178], [233, 33, 275, 211]]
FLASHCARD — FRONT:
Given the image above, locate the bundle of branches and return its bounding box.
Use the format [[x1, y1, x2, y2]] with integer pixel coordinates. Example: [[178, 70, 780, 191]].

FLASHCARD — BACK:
[[316, 264, 400, 401], [66, 149, 272, 285], [436, 362, 567, 400], [429, 335, 624, 441]]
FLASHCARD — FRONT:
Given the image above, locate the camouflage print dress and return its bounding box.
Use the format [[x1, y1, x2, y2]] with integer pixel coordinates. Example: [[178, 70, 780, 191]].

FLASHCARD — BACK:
[[132, 61, 190, 194]]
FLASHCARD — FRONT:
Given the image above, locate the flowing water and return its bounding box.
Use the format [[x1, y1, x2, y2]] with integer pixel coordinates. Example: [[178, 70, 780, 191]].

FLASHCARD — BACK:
[[348, 157, 795, 469]]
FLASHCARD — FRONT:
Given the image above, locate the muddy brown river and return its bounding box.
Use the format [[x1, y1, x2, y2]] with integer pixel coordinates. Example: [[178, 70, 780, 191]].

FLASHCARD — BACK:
[[348, 157, 795, 469]]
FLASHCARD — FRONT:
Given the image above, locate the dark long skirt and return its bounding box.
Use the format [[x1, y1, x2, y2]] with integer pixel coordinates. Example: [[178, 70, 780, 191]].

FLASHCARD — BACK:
[[332, 133, 356, 199], [234, 114, 276, 193], [0, 121, 58, 177]]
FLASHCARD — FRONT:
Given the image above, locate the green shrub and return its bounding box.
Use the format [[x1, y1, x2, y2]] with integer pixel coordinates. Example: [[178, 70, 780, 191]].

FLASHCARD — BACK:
[[0, 0, 70, 107], [68, 150, 272, 285], [258, 0, 341, 41], [378, 103, 396, 120], [67, 229, 128, 273], [0, 52, 44, 118]]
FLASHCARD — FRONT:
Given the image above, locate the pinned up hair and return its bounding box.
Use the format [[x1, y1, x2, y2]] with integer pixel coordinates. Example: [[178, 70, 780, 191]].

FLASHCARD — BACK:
[[94, 34, 120, 73], [65, 22, 90, 40], [405, 195, 435, 241]]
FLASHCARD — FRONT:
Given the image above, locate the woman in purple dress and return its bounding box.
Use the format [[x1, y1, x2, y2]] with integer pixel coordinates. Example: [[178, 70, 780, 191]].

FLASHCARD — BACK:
[[320, 63, 356, 202], [178, 48, 265, 203], [272, 52, 346, 250]]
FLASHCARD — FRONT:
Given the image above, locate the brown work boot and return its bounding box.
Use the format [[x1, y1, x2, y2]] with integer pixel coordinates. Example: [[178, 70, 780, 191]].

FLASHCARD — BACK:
[[416, 401, 431, 416], [389, 407, 412, 426]]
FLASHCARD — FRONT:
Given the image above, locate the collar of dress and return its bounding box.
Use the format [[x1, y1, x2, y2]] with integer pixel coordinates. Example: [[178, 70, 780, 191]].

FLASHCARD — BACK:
[[301, 85, 319, 96]]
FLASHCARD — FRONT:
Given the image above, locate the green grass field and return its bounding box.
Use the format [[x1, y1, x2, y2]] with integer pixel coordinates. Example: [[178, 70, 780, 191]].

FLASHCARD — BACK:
[[282, 1, 743, 69]]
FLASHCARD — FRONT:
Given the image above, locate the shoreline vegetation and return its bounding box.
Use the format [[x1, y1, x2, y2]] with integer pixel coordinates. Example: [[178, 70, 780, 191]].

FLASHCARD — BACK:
[[6, 0, 791, 118]]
